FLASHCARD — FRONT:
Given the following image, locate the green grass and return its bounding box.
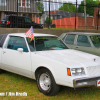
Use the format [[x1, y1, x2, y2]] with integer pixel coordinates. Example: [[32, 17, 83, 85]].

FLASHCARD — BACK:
[[0, 70, 100, 100]]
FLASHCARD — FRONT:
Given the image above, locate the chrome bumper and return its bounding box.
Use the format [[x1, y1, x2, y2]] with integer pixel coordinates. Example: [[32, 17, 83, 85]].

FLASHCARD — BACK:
[[73, 76, 100, 88]]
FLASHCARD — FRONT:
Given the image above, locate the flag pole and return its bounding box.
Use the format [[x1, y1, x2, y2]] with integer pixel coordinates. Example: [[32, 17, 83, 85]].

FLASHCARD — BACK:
[[34, 38, 36, 51]]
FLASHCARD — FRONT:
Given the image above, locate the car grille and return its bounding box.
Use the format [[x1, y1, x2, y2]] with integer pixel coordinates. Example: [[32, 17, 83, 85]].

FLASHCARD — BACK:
[[86, 65, 100, 77]]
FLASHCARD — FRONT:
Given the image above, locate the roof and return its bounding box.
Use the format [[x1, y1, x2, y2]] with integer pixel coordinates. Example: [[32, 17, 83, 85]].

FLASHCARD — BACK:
[[50, 10, 61, 14], [51, 11, 69, 16], [51, 11, 84, 18], [8, 33, 57, 37], [64, 32, 100, 36]]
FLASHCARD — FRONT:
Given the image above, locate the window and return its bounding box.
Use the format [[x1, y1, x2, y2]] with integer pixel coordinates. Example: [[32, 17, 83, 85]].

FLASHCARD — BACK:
[[25, 18, 32, 23], [7, 36, 28, 52], [90, 35, 100, 47], [62, 34, 67, 41], [65, 34, 75, 45], [27, 37, 68, 51], [77, 35, 91, 47], [18, 0, 30, 7], [0, 0, 6, 6]]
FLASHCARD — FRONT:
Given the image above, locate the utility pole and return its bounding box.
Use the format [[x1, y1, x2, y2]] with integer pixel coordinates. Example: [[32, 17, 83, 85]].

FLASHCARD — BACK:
[[84, 0, 86, 30]]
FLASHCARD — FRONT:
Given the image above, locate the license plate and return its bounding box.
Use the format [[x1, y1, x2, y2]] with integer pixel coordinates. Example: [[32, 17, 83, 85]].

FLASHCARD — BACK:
[[97, 80, 100, 87]]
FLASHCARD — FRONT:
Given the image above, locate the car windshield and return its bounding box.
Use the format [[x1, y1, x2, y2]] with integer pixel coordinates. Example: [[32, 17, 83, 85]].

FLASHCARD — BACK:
[[90, 35, 100, 47], [27, 36, 69, 51]]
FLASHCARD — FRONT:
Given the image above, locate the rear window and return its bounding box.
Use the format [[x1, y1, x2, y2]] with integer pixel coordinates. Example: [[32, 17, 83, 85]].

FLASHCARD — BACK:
[[1, 15, 8, 20]]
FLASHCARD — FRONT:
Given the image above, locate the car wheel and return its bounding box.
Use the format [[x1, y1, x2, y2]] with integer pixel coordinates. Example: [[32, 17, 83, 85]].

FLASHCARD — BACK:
[[36, 68, 60, 96]]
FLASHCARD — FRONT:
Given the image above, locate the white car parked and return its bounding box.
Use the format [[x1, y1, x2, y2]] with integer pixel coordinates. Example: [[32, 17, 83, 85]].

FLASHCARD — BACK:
[[0, 33, 100, 96]]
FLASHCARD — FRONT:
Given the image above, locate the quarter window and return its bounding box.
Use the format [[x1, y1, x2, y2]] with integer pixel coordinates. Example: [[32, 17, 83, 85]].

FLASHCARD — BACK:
[[7, 36, 28, 52], [62, 34, 67, 41], [65, 34, 75, 45], [77, 35, 91, 47]]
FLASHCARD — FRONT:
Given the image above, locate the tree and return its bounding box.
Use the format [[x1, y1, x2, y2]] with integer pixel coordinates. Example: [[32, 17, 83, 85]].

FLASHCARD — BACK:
[[44, 17, 52, 24], [36, 1, 44, 18], [78, 0, 99, 16], [59, 3, 76, 12]]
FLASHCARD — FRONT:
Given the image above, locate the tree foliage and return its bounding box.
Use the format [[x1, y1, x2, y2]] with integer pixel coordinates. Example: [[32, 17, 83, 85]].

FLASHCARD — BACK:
[[78, 0, 99, 16], [44, 17, 52, 24], [36, 1, 44, 18], [59, 3, 76, 12]]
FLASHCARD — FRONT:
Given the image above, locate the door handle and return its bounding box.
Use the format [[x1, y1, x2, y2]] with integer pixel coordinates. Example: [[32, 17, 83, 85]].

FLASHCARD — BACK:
[[3, 51, 6, 54]]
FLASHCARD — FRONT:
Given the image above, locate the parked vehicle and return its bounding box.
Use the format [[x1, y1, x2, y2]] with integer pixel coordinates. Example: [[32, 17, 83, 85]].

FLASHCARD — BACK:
[[59, 32, 100, 56], [0, 33, 100, 96], [0, 14, 43, 28]]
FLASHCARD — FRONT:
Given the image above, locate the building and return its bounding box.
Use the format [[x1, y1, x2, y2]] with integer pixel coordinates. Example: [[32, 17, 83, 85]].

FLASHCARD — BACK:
[[51, 10, 94, 29], [0, 0, 41, 22]]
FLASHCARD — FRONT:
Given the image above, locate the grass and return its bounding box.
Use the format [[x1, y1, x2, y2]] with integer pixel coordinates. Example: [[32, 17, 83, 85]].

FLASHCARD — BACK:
[[0, 70, 100, 100]]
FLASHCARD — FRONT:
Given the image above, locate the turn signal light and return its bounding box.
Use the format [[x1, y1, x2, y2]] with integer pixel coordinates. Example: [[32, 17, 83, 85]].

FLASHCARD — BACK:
[[67, 68, 71, 76]]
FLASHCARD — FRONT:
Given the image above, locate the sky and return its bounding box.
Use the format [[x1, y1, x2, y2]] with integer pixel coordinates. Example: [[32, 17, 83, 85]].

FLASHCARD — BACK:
[[44, 0, 83, 11]]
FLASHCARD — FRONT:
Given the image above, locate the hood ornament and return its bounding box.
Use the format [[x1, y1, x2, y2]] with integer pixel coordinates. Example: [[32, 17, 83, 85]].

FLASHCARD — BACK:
[[94, 58, 96, 62]]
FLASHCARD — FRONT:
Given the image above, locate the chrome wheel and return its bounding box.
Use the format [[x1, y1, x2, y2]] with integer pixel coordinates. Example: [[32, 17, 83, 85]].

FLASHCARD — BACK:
[[39, 73, 51, 91], [36, 68, 60, 96]]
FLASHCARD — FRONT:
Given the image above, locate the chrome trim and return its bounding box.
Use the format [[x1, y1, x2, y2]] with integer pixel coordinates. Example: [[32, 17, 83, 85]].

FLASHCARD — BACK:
[[73, 76, 100, 88]]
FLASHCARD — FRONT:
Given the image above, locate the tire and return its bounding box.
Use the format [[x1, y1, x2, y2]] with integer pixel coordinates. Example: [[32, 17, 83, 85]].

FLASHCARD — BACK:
[[36, 68, 60, 96]]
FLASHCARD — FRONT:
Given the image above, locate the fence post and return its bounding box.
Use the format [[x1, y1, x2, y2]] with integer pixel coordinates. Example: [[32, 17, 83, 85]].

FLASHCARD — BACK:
[[84, 0, 86, 30], [75, 0, 77, 30], [97, 7, 99, 30], [17, 0, 18, 28], [48, 0, 50, 29]]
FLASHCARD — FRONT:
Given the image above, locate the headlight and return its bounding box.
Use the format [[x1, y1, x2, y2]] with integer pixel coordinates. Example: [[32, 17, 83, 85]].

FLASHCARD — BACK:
[[67, 68, 85, 76], [71, 68, 85, 76]]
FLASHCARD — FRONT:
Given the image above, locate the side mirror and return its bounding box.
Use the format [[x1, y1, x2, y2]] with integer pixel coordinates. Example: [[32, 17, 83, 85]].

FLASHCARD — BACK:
[[17, 48, 23, 53]]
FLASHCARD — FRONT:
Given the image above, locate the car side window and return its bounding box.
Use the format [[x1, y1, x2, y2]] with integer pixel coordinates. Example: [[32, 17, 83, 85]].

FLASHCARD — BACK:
[[25, 18, 32, 23], [65, 34, 75, 45], [62, 34, 67, 41], [6, 36, 28, 52], [77, 35, 91, 47]]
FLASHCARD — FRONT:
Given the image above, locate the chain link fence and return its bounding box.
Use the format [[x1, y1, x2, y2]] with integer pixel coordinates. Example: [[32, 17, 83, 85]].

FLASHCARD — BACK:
[[0, 0, 100, 30]]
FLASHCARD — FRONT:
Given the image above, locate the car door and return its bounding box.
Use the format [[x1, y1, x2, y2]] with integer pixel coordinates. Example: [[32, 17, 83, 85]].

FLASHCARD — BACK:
[[64, 34, 76, 49], [73, 35, 94, 54], [1, 35, 32, 78]]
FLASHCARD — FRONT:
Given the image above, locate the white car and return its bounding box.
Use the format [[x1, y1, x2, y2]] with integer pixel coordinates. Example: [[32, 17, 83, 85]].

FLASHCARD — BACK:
[[0, 33, 100, 96]]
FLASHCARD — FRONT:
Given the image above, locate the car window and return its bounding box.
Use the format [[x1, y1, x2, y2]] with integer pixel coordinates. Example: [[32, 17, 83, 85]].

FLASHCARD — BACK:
[[6, 36, 28, 52], [27, 37, 69, 51], [62, 34, 67, 41], [65, 34, 75, 45], [1, 15, 8, 20], [90, 35, 100, 47], [25, 18, 32, 23], [77, 35, 91, 47]]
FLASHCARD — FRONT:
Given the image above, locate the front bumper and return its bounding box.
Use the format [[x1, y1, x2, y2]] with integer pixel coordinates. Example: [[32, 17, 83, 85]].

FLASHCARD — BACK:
[[73, 76, 100, 88]]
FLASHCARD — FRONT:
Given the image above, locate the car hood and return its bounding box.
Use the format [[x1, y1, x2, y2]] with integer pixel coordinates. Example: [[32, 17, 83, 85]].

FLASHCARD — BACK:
[[35, 49, 100, 68]]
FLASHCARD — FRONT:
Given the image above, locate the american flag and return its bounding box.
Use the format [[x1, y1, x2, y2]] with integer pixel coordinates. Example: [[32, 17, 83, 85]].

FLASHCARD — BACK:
[[25, 26, 34, 41]]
